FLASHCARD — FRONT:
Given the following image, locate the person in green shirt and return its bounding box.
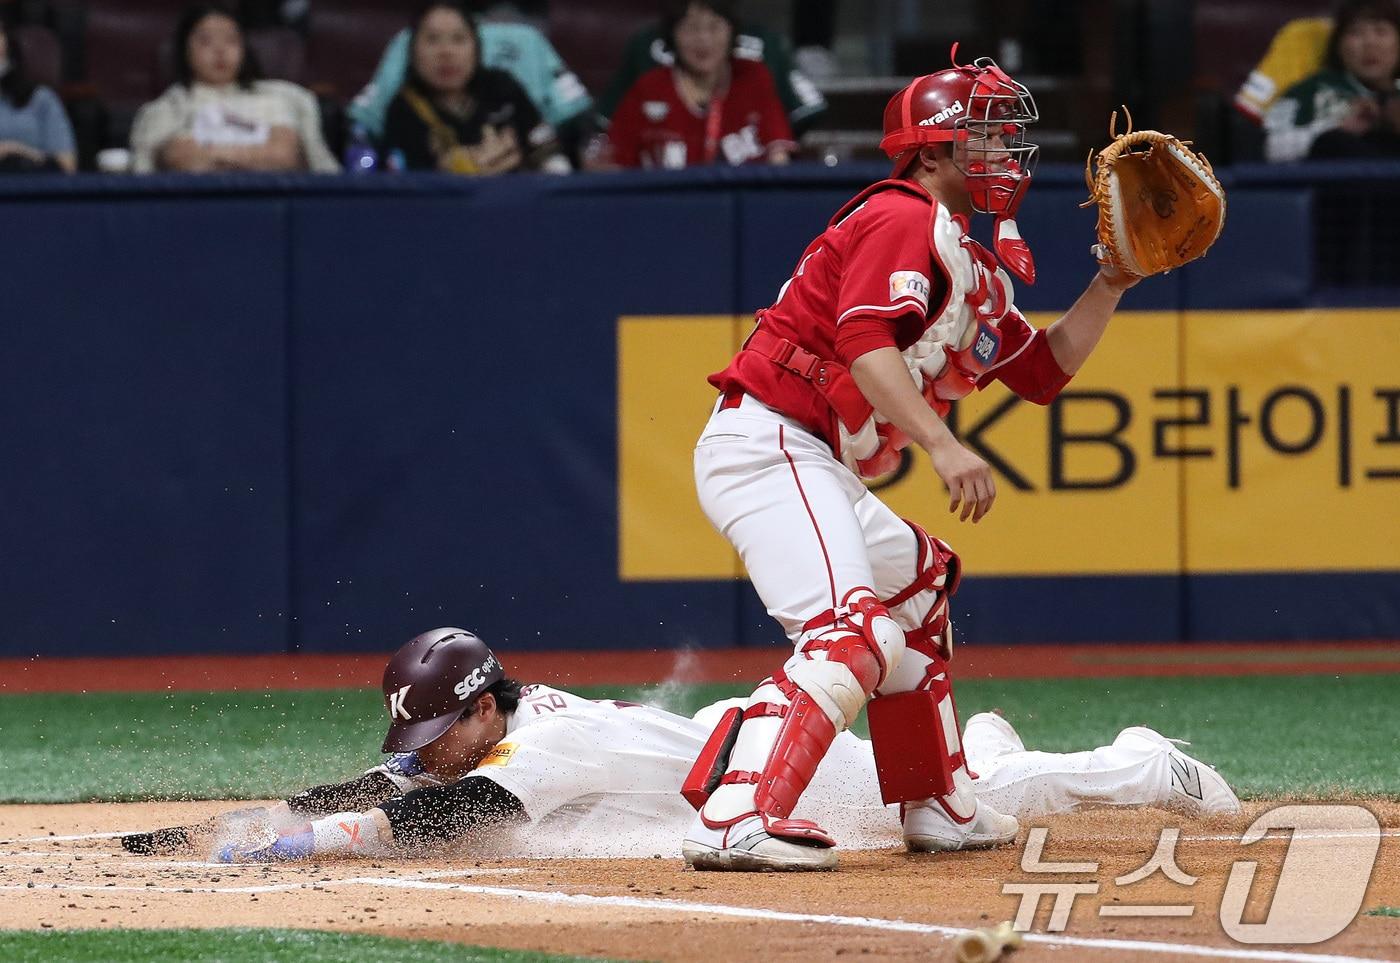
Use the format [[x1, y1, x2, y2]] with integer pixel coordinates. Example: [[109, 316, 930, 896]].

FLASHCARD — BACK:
[[1264, 0, 1400, 161]]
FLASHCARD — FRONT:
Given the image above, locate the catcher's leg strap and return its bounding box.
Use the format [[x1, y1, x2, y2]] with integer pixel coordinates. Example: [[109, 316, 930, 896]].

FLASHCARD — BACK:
[[696, 588, 904, 825]]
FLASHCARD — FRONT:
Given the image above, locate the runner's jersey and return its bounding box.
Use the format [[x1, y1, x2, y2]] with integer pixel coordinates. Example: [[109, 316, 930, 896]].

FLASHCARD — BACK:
[[468, 685, 707, 827]]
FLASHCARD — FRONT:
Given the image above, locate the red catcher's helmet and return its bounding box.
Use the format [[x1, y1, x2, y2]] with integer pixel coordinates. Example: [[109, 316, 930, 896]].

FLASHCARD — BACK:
[[380, 627, 505, 753], [880, 47, 1039, 217]]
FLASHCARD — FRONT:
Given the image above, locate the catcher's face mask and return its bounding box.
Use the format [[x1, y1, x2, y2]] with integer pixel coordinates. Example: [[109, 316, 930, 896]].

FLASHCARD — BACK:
[[953, 59, 1040, 217]]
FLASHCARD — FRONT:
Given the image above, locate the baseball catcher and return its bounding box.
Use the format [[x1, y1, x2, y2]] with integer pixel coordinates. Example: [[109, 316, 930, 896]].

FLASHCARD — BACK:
[[678, 43, 1163, 872], [121, 627, 1240, 863]]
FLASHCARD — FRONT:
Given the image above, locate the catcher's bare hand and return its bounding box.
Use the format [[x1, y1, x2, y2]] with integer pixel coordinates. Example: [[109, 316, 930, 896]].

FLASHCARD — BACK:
[[928, 439, 996, 523]]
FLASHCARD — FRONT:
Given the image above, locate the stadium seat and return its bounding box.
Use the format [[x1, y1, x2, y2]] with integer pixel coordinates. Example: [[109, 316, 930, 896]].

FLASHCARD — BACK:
[[14, 24, 63, 90], [1193, 0, 1331, 95], [154, 24, 306, 87], [246, 26, 306, 84], [546, 0, 660, 98], [305, 0, 409, 98], [83, 0, 187, 107]]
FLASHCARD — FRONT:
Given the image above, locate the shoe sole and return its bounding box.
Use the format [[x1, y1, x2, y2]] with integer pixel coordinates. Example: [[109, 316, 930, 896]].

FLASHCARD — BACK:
[[682, 841, 838, 872], [904, 832, 1017, 853]]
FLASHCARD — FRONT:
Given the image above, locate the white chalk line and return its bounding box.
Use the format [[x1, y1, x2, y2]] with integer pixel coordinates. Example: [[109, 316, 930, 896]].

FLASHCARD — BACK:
[[0, 867, 525, 896], [6, 833, 1398, 961], [9, 825, 1398, 849], [350, 877, 1395, 963], [1, 830, 130, 843], [0, 852, 1391, 963]]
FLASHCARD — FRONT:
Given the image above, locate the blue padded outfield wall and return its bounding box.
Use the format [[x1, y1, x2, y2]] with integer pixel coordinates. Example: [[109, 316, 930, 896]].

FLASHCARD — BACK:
[[1, 164, 1397, 656]]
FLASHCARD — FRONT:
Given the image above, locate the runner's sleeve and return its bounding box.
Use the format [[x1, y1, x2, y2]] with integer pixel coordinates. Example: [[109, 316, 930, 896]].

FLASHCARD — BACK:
[[466, 719, 609, 821], [378, 774, 526, 846], [833, 202, 942, 367], [978, 311, 1071, 404], [284, 752, 441, 815]]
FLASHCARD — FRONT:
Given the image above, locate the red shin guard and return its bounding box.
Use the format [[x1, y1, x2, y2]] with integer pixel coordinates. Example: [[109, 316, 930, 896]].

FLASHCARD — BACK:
[[752, 689, 839, 819]]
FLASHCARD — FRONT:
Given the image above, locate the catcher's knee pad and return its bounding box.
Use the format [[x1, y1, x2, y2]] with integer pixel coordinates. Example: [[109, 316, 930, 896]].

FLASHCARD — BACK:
[[884, 522, 960, 659], [791, 588, 903, 730]]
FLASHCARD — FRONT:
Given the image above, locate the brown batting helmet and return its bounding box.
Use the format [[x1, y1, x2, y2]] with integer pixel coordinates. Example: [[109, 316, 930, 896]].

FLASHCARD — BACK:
[[381, 627, 505, 753]]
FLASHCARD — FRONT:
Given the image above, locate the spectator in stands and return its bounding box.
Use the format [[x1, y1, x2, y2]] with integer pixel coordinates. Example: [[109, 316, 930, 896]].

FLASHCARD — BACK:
[[1235, 16, 1333, 124], [604, 0, 794, 170], [381, 2, 568, 175], [348, 4, 594, 162], [130, 3, 338, 173], [0, 18, 76, 173], [1264, 0, 1400, 161], [597, 4, 825, 135]]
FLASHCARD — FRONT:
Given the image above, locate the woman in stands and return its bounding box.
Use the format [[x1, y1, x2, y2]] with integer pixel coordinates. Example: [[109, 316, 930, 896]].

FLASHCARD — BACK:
[[130, 2, 338, 173], [1264, 0, 1400, 161], [0, 19, 76, 173], [604, 0, 794, 169], [381, 2, 569, 176]]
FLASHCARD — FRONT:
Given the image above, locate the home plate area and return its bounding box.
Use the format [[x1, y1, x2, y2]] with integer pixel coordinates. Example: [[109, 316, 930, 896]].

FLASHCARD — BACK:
[[2, 801, 1397, 962]]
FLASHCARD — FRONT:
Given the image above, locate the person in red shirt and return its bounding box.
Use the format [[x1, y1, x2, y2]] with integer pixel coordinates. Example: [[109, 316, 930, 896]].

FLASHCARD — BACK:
[[605, 0, 794, 169], [679, 51, 1142, 872]]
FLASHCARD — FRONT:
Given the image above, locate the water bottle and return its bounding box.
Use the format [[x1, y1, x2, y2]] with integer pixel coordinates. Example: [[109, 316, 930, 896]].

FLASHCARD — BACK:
[[345, 124, 379, 174]]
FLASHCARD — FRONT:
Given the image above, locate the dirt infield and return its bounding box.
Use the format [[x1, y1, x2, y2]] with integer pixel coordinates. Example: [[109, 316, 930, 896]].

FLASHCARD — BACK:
[[2, 801, 1396, 961], [4, 641, 1398, 693]]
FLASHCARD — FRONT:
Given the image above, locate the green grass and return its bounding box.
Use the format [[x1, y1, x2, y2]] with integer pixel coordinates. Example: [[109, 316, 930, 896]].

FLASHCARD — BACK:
[[0, 673, 1396, 803], [0, 928, 596, 963], [1367, 906, 1400, 918]]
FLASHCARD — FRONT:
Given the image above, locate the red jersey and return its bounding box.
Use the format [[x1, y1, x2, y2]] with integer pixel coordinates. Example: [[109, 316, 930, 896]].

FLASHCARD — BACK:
[[709, 180, 1070, 457], [609, 60, 794, 169]]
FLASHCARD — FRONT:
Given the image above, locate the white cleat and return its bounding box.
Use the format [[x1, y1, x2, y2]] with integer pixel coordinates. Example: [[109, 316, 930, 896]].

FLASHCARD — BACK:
[[682, 813, 837, 872], [903, 799, 1020, 853], [1114, 726, 1243, 816]]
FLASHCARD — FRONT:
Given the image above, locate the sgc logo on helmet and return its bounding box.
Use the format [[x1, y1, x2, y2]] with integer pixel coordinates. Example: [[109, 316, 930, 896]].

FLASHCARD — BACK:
[[454, 653, 501, 701]]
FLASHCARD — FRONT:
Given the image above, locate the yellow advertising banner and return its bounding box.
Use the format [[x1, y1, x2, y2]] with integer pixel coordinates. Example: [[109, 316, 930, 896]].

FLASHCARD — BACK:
[[617, 310, 1400, 580]]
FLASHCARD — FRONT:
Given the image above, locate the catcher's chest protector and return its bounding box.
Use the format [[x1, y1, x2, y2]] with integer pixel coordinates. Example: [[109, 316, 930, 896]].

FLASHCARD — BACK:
[[905, 204, 1022, 403]]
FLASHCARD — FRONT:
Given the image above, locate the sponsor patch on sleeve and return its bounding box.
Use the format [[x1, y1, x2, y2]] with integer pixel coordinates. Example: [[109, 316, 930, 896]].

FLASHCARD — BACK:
[[478, 743, 517, 768], [888, 270, 931, 309]]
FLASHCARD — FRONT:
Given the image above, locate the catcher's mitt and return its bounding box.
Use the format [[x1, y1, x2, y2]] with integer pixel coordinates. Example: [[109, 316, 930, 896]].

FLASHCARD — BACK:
[[1082, 108, 1225, 278]]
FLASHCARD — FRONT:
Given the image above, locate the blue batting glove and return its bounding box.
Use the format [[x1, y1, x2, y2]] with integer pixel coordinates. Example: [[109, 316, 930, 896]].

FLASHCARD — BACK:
[[217, 824, 315, 863]]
